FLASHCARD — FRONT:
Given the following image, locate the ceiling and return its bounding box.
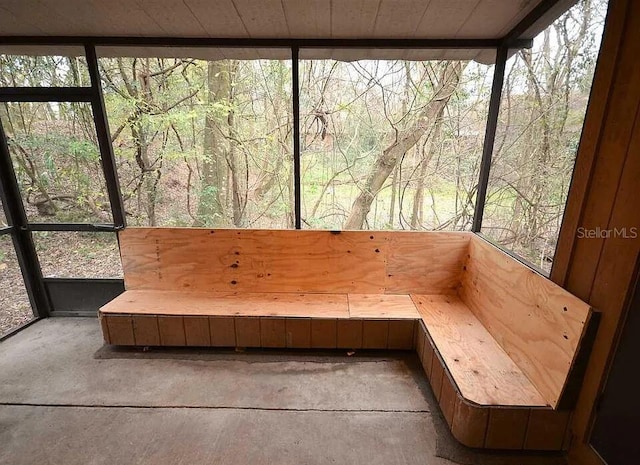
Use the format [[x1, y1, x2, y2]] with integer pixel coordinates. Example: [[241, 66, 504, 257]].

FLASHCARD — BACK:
[[0, 0, 578, 64]]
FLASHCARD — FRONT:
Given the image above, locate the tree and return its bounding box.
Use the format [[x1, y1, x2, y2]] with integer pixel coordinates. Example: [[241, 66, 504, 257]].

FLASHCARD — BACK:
[[344, 62, 464, 229]]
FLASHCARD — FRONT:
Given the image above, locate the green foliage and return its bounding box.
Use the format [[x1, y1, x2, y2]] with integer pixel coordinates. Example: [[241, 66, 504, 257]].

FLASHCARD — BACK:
[[0, 0, 606, 268]]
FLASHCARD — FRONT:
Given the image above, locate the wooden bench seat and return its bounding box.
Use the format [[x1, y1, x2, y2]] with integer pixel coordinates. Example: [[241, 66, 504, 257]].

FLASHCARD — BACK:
[[103, 290, 352, 318], [100, 290, 420, 349], [98, 228, 598, 451], [413, 294, 546, 407], [103, 290, 420, 319]]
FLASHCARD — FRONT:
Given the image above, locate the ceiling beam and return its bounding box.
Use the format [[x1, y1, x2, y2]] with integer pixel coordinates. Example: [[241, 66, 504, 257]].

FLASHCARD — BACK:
[[0, 36, 533, 50], [502, 0, 574, 44]]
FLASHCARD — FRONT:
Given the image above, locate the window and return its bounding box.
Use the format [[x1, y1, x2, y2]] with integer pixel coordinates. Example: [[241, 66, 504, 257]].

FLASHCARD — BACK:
[[0, 101, 112, 224], [481, 0, 608, 273], [0, 0, 609, 316], [299, 51, 494, 230], [34, 231, 122, 278], [0, 47, 89, 87], [98, 48, 293, 228], [0, 235, 33, 337]]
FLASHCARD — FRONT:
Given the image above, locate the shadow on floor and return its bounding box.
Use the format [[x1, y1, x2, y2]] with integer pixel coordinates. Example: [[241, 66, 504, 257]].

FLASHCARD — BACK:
[[96, 343, 567, 465]]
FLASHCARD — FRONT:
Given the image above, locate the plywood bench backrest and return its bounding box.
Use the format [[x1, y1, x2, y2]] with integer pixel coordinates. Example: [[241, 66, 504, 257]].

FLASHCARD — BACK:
[[118, 228, 471, 294], [459, 235, 595, 409]]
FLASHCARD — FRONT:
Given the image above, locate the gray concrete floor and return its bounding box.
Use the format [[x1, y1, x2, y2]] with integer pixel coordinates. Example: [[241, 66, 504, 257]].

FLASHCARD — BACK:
[[0, 318, 566, 465]]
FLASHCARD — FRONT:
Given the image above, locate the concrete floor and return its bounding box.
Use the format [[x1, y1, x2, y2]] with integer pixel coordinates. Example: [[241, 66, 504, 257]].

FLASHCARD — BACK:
[[0, 318, 566, 465]]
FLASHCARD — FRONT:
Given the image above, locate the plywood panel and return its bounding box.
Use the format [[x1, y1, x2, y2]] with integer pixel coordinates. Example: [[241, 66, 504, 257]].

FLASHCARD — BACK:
[[384, 232, 470, 294], [460, 235, 594, 408], [120, 229, 389, 293], [413, 294, 547, 406], [119, 228, 468, 295], [348, 294, 419, 319], [101, 290, 350, 318]]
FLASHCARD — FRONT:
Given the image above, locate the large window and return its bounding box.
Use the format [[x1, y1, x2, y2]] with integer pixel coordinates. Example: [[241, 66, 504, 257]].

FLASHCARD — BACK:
[[481, 0, 608, 273], [300, 54, 494, 230], [0, 0, 610, 326], [1, 102, 112, 224], [0, 47, 123, 320], [98, 49, 293, 228], [0, 47, 89, 87], [0, 235, 33, 337], [34, 232, 122, 278]]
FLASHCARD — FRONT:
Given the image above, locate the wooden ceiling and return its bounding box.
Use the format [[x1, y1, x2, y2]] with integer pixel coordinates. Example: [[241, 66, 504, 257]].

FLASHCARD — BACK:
[[0, 0, 577, 64]]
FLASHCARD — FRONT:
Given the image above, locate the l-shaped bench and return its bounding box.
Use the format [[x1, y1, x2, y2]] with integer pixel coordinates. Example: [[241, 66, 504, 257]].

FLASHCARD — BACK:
[[99, 228, 598, 451]]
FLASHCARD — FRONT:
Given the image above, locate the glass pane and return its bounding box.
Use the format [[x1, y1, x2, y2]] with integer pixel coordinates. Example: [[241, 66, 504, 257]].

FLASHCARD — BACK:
[[0, 235, 33, 337], [300, 55, 494, 230], [34, 231, 123, 278], [482, 0, 608, 273], [1, 101, 113, 224], [98, 49, 293, 228], [0, 46, 89, 87]]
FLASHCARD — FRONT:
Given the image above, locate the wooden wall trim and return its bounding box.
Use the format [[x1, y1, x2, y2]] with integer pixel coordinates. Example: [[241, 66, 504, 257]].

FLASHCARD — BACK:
[[550, 0, 629, 289], [549, 0, 640, 463]]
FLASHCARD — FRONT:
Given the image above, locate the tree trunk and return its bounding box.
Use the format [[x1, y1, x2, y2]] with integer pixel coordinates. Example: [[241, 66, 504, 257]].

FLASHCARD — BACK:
[[344, 62, 464, 230], [196, 61, 232, 226], [226, 61, 246, 227]]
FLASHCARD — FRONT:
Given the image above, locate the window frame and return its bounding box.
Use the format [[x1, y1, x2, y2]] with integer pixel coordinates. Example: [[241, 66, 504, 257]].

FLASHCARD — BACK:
[[0, 0, 593, 319]]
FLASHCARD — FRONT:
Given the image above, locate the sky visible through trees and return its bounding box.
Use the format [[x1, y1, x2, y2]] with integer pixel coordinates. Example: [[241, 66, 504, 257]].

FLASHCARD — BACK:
[[0, 0, 608, 332]]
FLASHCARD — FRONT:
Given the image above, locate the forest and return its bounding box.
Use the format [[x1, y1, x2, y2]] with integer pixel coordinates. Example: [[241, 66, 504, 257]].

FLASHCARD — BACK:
[[0, 0, 606, 334]]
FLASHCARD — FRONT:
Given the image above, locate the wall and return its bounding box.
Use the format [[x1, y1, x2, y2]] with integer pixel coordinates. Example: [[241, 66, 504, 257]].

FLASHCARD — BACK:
[[551, 0, 640, 462]]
